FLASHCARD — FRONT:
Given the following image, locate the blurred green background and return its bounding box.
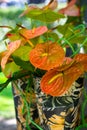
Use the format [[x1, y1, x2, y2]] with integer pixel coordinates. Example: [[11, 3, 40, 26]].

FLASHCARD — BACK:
[[0, 7, 26, 119], [0, 73, 15, 118]]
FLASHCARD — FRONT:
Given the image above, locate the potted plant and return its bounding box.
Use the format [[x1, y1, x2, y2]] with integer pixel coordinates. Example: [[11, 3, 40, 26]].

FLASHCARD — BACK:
[[0, 0, 87, 130]]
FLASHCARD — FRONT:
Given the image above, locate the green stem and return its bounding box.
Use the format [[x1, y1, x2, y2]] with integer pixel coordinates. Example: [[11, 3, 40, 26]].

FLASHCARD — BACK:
[[67, 24, 85, 41], [58, 37, 75, 53], [71, 37, 87, 57]]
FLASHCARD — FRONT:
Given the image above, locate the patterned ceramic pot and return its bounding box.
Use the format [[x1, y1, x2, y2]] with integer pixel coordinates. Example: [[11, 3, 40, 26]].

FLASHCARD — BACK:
[[12, 77, 40, 130], [33, 76, 83, 130]]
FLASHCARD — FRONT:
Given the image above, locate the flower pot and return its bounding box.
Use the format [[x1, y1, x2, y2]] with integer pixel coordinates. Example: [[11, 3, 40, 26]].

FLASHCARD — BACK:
[[12, 77, 40, 130], [33, 76, 83, 130]]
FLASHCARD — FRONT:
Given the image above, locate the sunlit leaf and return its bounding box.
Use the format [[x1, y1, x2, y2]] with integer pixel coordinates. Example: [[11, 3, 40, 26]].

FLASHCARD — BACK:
[[3, 62, 20, 78], [12, 45, 32, 61], [0, 70, 30, 92], [29, 42, 65, 70], [27, 9, 64, 22], [0, 78, 11, 92], [20, 0, 58, 17]]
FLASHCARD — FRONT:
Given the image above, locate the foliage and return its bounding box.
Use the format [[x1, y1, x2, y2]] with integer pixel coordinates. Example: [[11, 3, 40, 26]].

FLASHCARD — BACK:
[[0, 0, 87, 128], [0, 1, 87, 96]]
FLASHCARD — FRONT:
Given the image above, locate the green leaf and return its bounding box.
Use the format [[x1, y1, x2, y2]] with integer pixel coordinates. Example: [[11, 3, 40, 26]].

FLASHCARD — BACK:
[[57, 23, 74, 38], [12, 70, 30, 80], [3, 62, 20, 78], [12, 56, 34, 72], [0, 70, 31, 92], [66, 16, 82, 25], [44, 32, 59, 42], [0, 78, 11, 92], [12, 45, 32, 61], [69, 35, 87, 44], [27, 9, 65, 22], [4, 26, 21, 41], [57, 23, 87, 46]]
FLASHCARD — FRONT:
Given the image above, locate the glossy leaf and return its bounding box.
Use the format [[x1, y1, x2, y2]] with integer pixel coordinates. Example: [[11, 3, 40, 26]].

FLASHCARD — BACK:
[[29, 42, 65, 70]]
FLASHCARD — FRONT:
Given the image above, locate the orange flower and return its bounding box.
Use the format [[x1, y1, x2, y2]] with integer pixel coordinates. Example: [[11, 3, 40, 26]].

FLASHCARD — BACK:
[[29, 42, 65, 70], [1, 40, 21, 69], [40, 68, 64, 96], [74, 53, 87, 71], [19, 26, 48, 40], [41, 54, 86, 96]]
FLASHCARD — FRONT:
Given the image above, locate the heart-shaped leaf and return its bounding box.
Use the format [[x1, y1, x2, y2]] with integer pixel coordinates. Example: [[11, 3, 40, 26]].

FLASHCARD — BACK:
[[27, 9, 64, 22]]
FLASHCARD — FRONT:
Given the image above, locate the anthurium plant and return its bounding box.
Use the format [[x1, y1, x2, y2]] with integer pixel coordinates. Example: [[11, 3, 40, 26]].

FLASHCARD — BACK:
[[0, 0, 87, 97]]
